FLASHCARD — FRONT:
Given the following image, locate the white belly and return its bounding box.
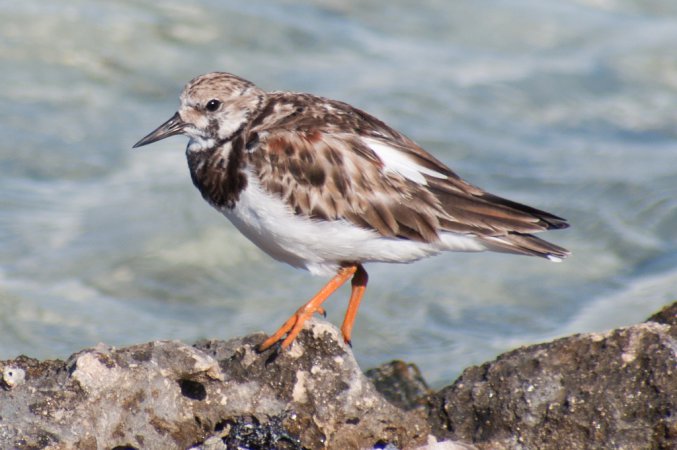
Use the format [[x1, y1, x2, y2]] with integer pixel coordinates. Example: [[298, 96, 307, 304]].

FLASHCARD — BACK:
[[221, 172, 486, 276]]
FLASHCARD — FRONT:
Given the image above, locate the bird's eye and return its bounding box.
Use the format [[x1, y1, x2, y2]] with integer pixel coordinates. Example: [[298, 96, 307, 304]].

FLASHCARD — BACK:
[[205, 99, 221, 112]]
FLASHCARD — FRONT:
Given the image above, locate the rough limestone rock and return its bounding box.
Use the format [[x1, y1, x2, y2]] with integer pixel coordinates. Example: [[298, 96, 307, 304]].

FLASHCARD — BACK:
[[2, 302, 674, 449], [0, 319, 447, 450], [429, 301, 677, 449]]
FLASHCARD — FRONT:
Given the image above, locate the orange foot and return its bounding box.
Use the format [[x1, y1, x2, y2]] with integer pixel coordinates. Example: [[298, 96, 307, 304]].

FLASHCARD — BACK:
[[258, 264, 368, 351]]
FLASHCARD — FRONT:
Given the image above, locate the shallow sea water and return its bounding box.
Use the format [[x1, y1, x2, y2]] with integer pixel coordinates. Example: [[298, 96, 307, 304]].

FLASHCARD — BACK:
[[1, 0, 676, 386]]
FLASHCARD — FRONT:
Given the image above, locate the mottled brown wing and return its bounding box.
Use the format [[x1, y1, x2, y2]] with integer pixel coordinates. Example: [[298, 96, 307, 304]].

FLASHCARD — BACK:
[[247, 127, 447, 242], [352, 123, 569, 234], [246, 93, 568, 251], [372, 136, 570, 258]]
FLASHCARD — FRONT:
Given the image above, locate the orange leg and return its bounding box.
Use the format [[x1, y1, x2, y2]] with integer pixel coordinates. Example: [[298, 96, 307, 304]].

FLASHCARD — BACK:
[[340, 264, 368, 346], [258, 265, 358, 351]]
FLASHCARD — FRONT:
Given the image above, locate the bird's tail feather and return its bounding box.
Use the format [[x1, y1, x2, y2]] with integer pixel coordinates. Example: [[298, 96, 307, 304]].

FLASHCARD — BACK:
[[480, 233, 570, 262]]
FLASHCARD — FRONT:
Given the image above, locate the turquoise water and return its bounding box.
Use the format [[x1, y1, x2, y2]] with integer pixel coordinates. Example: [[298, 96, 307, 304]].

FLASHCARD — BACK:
[[1, 0, 675, 386]]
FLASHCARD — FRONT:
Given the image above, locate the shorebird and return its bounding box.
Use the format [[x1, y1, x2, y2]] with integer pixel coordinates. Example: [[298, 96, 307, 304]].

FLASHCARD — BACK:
[[133, 72, 569, 351]]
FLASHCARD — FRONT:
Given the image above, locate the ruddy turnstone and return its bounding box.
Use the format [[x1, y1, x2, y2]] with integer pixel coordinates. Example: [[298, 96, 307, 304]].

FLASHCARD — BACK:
[[133, 72, 569, 351]]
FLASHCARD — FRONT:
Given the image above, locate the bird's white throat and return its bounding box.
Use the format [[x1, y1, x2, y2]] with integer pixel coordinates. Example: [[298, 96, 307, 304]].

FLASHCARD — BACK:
[[187, 136, 217, 153]]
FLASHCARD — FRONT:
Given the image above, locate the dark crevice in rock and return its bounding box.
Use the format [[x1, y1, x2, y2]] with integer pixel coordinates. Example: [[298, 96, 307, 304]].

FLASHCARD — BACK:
[[178, 379, 207, 401]]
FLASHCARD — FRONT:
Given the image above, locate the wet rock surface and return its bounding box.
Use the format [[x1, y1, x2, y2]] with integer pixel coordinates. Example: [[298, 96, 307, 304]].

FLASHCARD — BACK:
[[429, 301, 677, 449], [1, 303, 675, 449]]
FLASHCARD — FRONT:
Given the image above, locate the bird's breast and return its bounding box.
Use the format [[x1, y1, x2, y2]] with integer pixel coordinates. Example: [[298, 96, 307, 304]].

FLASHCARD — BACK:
[[186, 140, 248, 210]]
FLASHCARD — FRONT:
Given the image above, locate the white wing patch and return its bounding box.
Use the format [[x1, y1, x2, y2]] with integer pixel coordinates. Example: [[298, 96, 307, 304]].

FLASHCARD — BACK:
[[363, 137, 447, 185]]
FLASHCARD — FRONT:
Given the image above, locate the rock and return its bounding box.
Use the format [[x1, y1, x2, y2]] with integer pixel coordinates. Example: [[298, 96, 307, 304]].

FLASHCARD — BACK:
[[0, 319, 444, 450], [646, 301, 677, 326], [429, 301, 677, 449], [365, 360, 431, 412], [2, 301, 674, 450]]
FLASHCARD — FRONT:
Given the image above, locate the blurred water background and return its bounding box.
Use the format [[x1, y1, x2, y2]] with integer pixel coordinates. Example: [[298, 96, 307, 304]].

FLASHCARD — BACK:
[[1, 0, 676, 387]]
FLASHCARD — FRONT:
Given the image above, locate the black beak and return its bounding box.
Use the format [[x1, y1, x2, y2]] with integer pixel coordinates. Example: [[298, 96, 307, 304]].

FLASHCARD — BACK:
[[133, 112, 186, 148]]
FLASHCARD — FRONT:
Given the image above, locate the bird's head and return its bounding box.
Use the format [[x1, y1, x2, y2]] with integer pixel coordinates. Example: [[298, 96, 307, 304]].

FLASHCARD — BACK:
[[133, 72, 265, 151]]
